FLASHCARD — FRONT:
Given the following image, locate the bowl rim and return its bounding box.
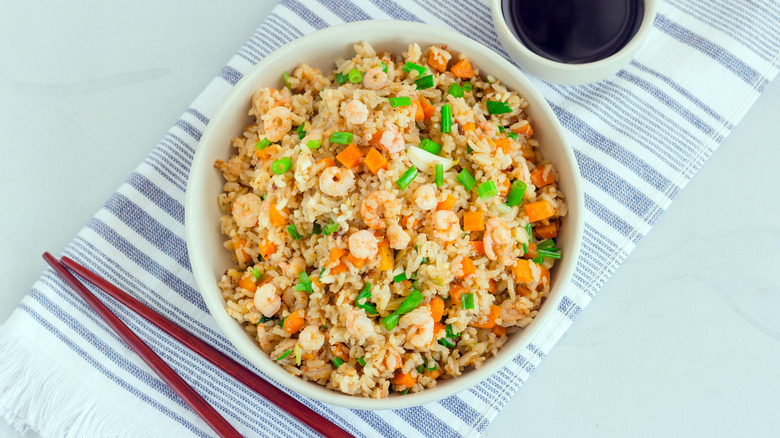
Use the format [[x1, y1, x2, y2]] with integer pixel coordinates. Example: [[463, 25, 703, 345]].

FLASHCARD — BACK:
[[185, 19, 584, 410], [489, 0, 659, 84]]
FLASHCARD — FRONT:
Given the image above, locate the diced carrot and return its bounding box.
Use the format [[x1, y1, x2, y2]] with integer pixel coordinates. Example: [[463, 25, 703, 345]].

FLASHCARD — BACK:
[[317, 157, 337, 168], [463, 211, 485, 232], [514, 259, 534, 283], [283, 309, 305, 334], [331, 343, 349, 361], [311, 274, 323, 288], [433, 322, 446, 336], [364, 147, 388, 175], [515, 122, 533, 138], [523, 242, 538, 260], [427, 46, 449, 73], [378, 240, 393, 271], [437, 193, 458, 211], [463, 122, 476, 132], [517, 285, 533, 297], [336, 142, 364, 169], [470, 305, 501, 329], [539, 265, 550, 286], [491, 325, 507, 336], [457, 256, 476, 278], [430, 296, 445, 321], [268, 202, 287, 227], [255, 144, 279, 161], [411, 100, 425, 121], [470, 240, 485, 256], [420, 97, 436, 120], [237, 273, 257, 293], [520, 143, 535, 160], [450, 58, 475, 79], [402, 214, 416, 229], [329, 247, 348, 264], [259, 235, 276, 258], [346, 253, 367, 269], [524, 200, 556, 222], [499, 178, 511, 196], [369, 130, 384, 149], [393, 372, 416, 389], [530, 165, 555, 188], [494, 137, 512, 155], [449, 284, 465, 307], [234, 238, 250, 263], [535, 222, 558, 239], [488, 279, 497, 294], [330, 261, 348, 275], [424, 368, 442, 379]]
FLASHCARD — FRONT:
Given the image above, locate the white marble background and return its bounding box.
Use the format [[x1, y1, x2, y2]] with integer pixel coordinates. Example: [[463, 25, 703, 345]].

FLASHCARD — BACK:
[[1, 1, 779, 436]]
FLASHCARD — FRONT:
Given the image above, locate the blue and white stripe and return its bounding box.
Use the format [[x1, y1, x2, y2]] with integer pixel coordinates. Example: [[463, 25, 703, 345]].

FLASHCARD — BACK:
[[3, 0, 779, 436]]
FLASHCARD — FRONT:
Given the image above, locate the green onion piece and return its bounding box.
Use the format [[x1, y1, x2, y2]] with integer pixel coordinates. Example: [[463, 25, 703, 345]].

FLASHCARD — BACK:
[[276, 349, 292, 361], [335, 72, 348, 85], [357, 356, 367, 367], [525, 223, 533, 240], [419, 139, 442, 155], [348, 68, 363, 84], [401, 388, 410, 395], [463, 82, 473, 91], [414, 75, 435, 90], [498, 126, 505, 132], [507, 131, 518, 140], [445, 323, 460, 338], [440, 104, 452, 133], [312, 222, 322, 234], [287, 224, 303, 240], [355, 282, 378, 314], [426, 360, 438, 371], [486, 100, 512, 114], [381, 313, 401, 331], [396, 289, 423, 315], [306, 139, 322, 150], [532, 255, 545, 264], [461, 293, 475, 310], [522, 243, 528, 255], [329, 131, 353, 144], [395, 165, 418, 191], [295, 124, 306, 139], [420, 257, 429, 264], [435, 164, 444, 187], [356, 282, 371, 301], [272, 157, 293, 175], [467, 145, 472, 153], [322, 219, 340, 235], [254, 138, 271, 151], [283, 71, 291, 89], [388, 96, 412, 107], [457, 168, 477, 191], [537, 239, 555, 250], [294, 343, 303, 365], [250, 268, 262, 281], [294, 282, 309, 292], [379, 61, 388, 73], [298, 271, 312, 286], [278, 316, 286, 327], [258, 315, 273, 324], [417, 364, 425, 374], [402, 61, 427, 75], [393, 272, 407, 283], [359, 302, 378, 314], [438, 337, 456, 348], [537, 249, 562, 260], [507, 180, 528, 206], [332, 357, 344, 368], [447, 83, 464, 98], [411, 280, 423, 290], [477, 180, 498, 200]]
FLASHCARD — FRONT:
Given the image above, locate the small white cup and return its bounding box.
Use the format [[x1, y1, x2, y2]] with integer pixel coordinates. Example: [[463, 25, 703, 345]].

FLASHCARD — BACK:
[[490, 0, 658, 85]]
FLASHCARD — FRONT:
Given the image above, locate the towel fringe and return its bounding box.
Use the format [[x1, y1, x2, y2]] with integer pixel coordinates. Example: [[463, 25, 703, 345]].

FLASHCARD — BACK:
[[0, 328, 150, 438]]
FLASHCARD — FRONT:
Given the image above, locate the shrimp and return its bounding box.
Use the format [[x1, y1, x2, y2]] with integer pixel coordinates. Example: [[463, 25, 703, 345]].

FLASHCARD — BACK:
[[256, 324, 281, 354], [431, 210, 460, 242], [213, 156, 244, 181], [480, 120, 497, 138], [361, 190, 400, 229], [383, 350, 402, 371], [232, 193, 263, 228], [343, 99, 369, 125], [345, 308, 374, 343], [253, 283, 281, 318], [399, 306, 434, 349], [348, 230, 378, 260], [379, 122, 405, 154], [387, 224, 411, 250], [484, 217, 512, 264], [280, 256, 306, 278], [319, 166, 355, 197], [283, 288, 308, 311], [363, 66, 388, 90], [260, 106, 293, 142], [298, 325, 325, 352], [414, 184, 438, 210]]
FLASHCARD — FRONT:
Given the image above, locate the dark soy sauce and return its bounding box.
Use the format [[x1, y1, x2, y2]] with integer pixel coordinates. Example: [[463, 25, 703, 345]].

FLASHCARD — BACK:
[[502, 0, 644, 64]]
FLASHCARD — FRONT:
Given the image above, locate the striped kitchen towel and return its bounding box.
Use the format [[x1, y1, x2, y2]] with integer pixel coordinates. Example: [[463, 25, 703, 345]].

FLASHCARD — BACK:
[[1, 0, 778, 437]]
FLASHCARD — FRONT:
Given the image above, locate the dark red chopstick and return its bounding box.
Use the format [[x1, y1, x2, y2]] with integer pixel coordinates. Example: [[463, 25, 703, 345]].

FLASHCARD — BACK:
[[59, 255, 351, 438], [43, 253, 242, 438]]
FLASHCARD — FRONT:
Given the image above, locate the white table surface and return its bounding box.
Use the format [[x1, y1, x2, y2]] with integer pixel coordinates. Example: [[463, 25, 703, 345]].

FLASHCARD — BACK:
[[2, 1, 779, 437]]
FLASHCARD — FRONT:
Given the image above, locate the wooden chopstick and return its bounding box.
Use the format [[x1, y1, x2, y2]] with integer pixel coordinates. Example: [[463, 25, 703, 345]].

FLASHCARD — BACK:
[[58, 255, 351, 438], [43, 252, 242, 438]]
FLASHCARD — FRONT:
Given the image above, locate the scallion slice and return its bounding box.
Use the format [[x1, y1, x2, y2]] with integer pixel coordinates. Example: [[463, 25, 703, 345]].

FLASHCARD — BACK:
[[312, 222, 322, 234], [522, 243, 528, 255], [417, 364, 425, 374], [438, 337, 456, 349], [447, 83, 464, 98], [477, 180, 498, 200], [388, 96, 412, 107], [461, 293, 475, 310], [396, 290, 423, 314], [440, 104, 452, 133], [286, 224, 303, 240], [414, 75, 434, 90], [357, 356, 367, 367], [348, 68, 363, 84], [507, 180, 527, 206], [420, 257, 429, 264], [393, 272, 407, 283], [445, 323, 459, 338], [402, 61, 427, 75], [329, 131, 353, 144], [276, 349, 292, 361], [332, 357, 344, 368], [381, 313, 401, 331], [537, 249, 562, 260], [379, 61, 388, 73], [457, 168, 477, 191], [306, 139, 322, 149], [283, 71, 291, 89], [395, 165, 418, 191], [295, 124, 306, 139], [250, 267, 262, 281], [507, 131, 518, 140], [272, 157, 292, 175], [525, 223, 533, 239], [463, 82, 473, 91], [486, 100, 512, 114], [335, 72, 348, 85], [356, 282, 378, 314], [435, 163, 444, 187], [537, 239, 556, 250], [419, 139, 442, 155], [254, 138, 271, 151], [257, 315, 273, 324], [322, 219, 339, 235]]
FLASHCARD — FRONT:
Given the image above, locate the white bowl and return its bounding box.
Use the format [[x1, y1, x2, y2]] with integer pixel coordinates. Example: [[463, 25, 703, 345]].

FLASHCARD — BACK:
[[490, 0, 658, 85], [186, 20, 584, 410]]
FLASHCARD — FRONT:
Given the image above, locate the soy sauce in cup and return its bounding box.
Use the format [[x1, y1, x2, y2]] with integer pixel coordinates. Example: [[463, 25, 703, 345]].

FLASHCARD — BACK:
[[501, 0, 645, 64]]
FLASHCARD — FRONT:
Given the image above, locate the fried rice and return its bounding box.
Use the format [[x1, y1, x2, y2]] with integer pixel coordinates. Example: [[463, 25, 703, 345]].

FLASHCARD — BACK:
[[214, 42, 567, 398]]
